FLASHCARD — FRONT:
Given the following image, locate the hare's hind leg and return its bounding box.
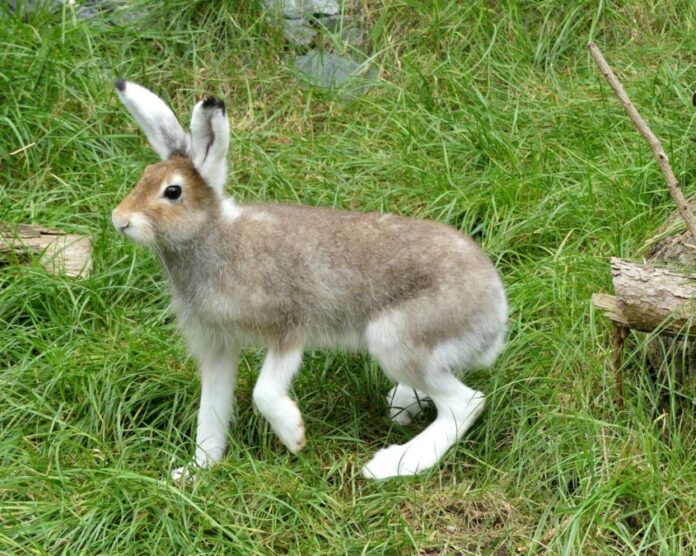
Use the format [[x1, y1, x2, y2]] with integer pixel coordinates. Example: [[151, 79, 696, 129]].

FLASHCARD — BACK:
[[364, 325, 486, 479], [363, 372, 484, 479], [387, 383, 430, 425], [253, 344, 306, 454]]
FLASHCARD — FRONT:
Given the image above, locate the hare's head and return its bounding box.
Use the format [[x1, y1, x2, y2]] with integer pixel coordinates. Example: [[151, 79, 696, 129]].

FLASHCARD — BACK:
[[111, 80, 229, 247]]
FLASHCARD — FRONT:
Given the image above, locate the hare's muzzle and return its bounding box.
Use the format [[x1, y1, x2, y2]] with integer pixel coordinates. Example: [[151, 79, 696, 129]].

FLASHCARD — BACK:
[[110, 206, 154, 246], [111, 209, 130, 234]]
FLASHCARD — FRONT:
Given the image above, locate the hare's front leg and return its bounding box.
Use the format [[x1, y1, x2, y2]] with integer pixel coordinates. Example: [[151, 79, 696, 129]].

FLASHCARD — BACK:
[[171, 347, 239, 482], [252, 345, 306, 453]]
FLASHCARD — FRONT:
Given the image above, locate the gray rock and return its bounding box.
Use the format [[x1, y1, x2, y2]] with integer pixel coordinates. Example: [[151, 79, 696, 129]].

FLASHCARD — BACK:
[[264, 0, 374, 97], [281, 18, 318, 47], [263, 0, 340, 19], [310, 14, 365, 49], [339, 25, 365, 48], [263, 0, 346, 47], [6, 0, 145, 24], [294, 51, 376, 93]]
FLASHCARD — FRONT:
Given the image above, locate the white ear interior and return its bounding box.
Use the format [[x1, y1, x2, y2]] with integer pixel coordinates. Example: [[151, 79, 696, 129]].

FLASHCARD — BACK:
[[115, 79, 191, 160], [190, 97, 230, 195]]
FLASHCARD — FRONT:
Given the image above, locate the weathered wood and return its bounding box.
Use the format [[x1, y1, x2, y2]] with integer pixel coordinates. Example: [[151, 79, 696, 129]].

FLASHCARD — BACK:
[[592, 266, 696, 335], [609, 257, 696, 334], [591, 293, 630, 327], [590, 294, 632, 401], [0, 223, 92, 277], [643, 200, 696, 375], [592, 259, 696, 403], [644, 197, 696, 266]]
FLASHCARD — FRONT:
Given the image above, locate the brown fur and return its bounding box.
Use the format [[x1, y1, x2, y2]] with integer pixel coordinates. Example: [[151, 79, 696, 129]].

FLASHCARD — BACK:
[[114, 157, 217, 245], [115, 157, 504, 359]]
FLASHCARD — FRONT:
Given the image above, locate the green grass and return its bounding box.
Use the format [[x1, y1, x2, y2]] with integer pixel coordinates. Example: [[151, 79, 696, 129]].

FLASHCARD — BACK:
[[2, 0, 696, 553]]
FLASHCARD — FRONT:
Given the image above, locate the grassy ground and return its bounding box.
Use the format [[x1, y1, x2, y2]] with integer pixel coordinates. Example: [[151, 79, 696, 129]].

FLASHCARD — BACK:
[[2, 1, 696, 553]]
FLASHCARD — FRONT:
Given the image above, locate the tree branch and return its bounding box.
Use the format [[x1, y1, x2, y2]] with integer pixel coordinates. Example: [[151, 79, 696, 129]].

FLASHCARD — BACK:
[[588, 41, 696, 242]]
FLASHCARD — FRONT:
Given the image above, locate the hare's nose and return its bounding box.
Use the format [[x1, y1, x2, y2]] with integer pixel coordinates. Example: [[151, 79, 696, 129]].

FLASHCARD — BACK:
[[111, 210, 130, 232]]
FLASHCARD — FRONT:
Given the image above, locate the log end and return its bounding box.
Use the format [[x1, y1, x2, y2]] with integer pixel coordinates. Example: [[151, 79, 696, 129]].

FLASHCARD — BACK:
[[41, 234, 92, 278], [0, 223, 92, 278], [591, 293, 630, 327]]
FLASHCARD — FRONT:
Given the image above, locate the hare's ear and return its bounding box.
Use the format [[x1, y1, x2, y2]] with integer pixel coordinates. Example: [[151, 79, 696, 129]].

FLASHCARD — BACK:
[[114, 79, 191, 160], [190, 96, 229, 195]]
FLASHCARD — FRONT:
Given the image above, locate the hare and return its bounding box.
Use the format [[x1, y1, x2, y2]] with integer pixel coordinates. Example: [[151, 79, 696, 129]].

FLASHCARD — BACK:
[[111, 79, 507, 480]]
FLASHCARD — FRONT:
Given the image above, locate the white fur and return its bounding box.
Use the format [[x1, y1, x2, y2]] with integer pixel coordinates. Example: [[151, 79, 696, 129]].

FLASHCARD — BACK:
[[252, 347, 306, 453], [115, 81, 190, 160], [164, 173, 184, 188], [171, 337, 239, 482], [194, 350, 238, 466], [221, 198, 242, 222], [363, 381, 485, 479], [387, 384, 428, 426], [170, 465, 190, 483], [113, 212, 153, 246], [190, 99, 230, 195]]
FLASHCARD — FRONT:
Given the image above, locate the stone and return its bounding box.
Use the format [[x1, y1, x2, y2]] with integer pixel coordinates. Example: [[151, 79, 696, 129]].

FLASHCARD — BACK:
[[293, 51, 376, 93], [263, 0, 340, 19]]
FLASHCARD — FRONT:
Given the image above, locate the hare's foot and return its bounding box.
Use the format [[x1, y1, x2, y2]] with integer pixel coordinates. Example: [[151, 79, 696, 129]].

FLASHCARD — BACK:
[[267, 397, 306, 453], [387, 383, 429, 426], [171, 465, 195, 484], [364, 382, 485, 480], [362, 442, 427, 479]]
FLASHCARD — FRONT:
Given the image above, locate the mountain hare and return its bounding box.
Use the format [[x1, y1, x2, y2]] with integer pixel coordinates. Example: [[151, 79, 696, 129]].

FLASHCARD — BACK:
[[111, 80, 507, 480]]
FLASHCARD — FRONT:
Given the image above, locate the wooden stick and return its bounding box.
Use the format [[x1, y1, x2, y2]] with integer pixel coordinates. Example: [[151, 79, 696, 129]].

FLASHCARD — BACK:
[[612, 323, 629, 408], [588, 41, 696, 242]]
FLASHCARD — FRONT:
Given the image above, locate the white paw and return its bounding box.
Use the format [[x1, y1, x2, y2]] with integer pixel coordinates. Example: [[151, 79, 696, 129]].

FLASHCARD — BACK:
[[361, 442, 437, 479], [273, 409, 306, 454], [389, 406, 414, 426], [170, 465, 195, 484], [386, 385, 428, 426], [458, 393, 486, 431]]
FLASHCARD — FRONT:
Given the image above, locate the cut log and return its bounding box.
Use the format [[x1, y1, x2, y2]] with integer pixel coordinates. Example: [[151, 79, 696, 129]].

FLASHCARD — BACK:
[[592, 257, 696, 335], [0, 223, 92, 278], [643, 201, 696, 375], [588, 42, 696, 403]]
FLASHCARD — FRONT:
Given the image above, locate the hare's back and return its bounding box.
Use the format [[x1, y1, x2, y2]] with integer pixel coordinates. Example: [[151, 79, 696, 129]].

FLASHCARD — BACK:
[[194, 202, 506, 350], [232, 202, 500, 296]]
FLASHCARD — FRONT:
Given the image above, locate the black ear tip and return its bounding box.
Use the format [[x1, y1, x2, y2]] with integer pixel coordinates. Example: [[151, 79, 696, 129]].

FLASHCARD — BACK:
[[114, 78, 127, 92], [202, 95, 226, 114]]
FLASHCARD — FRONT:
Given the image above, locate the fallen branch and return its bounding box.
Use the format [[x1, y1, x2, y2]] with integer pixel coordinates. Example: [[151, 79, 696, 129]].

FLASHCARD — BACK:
[[0, 223, 92, 278], [588, 41, 696, 242]]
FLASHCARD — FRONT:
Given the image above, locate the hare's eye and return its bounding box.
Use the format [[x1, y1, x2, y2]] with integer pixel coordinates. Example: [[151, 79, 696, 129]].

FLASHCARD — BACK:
[[163, 185, 182, 200]]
